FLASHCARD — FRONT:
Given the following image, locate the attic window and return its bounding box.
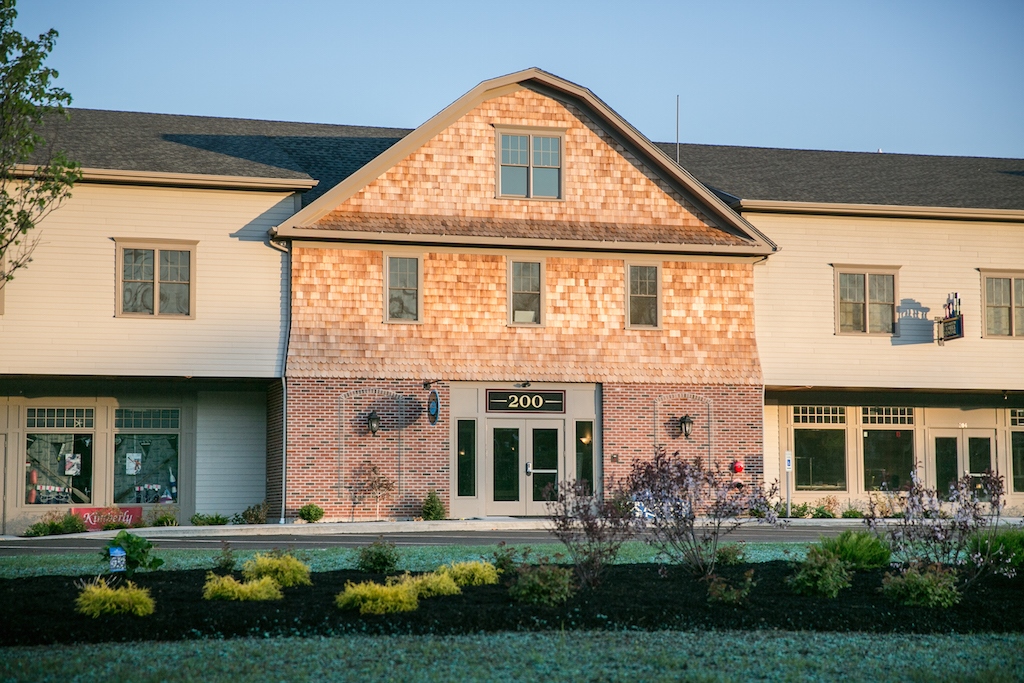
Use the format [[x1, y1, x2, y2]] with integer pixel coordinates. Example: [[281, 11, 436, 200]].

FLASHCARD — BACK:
[[498, 131, 562, 199]]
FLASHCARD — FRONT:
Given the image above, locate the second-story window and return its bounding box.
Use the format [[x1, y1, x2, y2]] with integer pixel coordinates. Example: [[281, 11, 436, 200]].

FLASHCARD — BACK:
[[983, 272, 1024, 337], [628, 264, 660, 328], [386, 255, 420, 322], [115, 240, 196, 318], [834, 266, 898, 335], [510, 260, 542, 325], [498, 132, 561, 199]]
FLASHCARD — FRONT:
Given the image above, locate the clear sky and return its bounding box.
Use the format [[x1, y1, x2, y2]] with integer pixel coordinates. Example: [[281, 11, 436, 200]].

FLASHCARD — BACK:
[[16, 0, 1024, 159]]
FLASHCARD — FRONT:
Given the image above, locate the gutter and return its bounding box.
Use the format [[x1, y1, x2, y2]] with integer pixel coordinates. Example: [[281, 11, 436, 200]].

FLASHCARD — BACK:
[[268, 238, 292, 525], [14, 164, 318, 192], [737, 199, 1024, 223]]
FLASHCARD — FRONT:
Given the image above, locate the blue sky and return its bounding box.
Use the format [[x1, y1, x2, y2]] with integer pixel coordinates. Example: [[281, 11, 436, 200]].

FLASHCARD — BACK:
[[18, 0, 1024, 158]]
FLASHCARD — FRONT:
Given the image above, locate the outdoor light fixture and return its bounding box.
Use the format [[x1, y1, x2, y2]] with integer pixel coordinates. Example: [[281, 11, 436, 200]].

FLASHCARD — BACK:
[[367, 410, 381, 435], [679, 414, 694, 438], [514, 381, 532, 388]]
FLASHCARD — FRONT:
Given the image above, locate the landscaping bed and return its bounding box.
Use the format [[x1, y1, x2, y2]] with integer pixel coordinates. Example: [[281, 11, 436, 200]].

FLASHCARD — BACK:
[[2, 560, 1023, 646]]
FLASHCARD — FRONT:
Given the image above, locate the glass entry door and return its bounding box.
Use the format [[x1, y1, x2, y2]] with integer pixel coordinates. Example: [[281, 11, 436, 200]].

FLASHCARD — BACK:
[[486, 420, 563, 516], [931, 429, 995, 498]]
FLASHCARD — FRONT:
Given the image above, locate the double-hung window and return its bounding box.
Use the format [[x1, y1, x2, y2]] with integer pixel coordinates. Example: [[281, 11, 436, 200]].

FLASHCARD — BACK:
[[982, 271, 1024, 338], [627, 263, 660, 328], [385, 255, 421, 322], [115, 240, 196, 318], [834, 266, 898, 335], [497, 131, 562, 199], [509, 260, 543, 325]]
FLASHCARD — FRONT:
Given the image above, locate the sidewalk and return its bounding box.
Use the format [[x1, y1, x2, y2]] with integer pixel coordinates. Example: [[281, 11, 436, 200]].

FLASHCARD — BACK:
[[0, 515, 932, 542]]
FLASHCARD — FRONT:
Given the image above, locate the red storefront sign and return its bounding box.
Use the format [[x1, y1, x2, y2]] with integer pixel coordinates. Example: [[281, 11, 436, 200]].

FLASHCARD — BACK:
[[71, 507, 143, 531]]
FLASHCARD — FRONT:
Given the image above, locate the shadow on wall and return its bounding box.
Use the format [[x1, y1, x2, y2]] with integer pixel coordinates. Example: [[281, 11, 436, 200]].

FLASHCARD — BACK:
[[892, 298, 933, 346]]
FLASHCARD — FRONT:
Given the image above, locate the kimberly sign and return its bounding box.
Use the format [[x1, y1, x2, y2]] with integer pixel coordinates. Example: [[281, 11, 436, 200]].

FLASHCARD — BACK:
[[71, 507, 143, 531]]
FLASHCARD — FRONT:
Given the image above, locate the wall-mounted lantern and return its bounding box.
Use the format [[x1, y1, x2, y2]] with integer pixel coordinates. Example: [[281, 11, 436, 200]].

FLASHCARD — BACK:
[[367, 410, 381, 435], [679, 414, 694, 438]]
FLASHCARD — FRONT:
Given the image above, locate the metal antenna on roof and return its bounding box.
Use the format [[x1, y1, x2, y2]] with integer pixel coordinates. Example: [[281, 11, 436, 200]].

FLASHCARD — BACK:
[[675, 95, 680, 164]]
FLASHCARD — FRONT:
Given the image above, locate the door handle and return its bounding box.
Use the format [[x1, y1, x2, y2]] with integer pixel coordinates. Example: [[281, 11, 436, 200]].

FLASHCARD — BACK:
[[525, 462, 533, 475]]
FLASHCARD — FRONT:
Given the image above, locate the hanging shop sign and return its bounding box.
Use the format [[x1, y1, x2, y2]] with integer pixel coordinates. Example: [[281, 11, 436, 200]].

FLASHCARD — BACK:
[[486, 390, 565, 413], [427, 390, 440, 425], [937, 292, 964, 344]]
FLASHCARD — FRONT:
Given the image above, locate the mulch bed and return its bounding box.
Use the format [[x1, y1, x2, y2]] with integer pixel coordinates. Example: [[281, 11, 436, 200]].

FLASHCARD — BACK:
[[1, 562, 1022, 646]]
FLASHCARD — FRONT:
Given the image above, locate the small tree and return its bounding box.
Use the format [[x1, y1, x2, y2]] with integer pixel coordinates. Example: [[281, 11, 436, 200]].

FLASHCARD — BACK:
[[360, 463, 396, 521], [0, 0, 80, 290]]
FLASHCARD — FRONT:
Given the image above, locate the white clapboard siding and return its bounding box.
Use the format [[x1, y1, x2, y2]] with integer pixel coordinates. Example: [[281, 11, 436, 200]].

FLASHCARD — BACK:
[[195, 391, 267, 515], [0, 184, 292, 378], [751, 213, 1024, 391]]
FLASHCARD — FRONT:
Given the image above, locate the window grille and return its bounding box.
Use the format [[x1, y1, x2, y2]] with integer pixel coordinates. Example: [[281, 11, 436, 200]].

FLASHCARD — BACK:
[[26, 408, 94, 429], [1012, 409, 1024, 426], [115, 408, 180, 429], [862, 406, 914, 425], [793, 406, 846, 424]]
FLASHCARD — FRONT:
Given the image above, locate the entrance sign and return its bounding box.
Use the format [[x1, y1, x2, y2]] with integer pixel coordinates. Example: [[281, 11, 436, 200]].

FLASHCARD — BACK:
[[938, 315, 964, 343], [486, 390, 565, 413]]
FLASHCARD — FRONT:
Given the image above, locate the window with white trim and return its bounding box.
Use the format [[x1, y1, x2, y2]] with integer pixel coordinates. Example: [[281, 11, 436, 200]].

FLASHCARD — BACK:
[[509, 260, 543, 325], [114, 409, 180, 506], [497, 131, 562, 199], [627, 263, 660, 328], [982, 271, 1024, 337], [115, 240, 196, 317], [25, 407, 96, 505], [834, 266, 898, 334], [385, 255, 421, 322]]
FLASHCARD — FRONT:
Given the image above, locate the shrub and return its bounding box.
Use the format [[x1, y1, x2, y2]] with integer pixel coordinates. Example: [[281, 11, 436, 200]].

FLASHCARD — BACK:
[[866, 469, 1009, 588], [241, 552, 312, 588], [626, 446, 782, 578], [840, 503, 865, 519], [75, 577, 155, 617], [203, 573, 283, 601], [882, 563, 961, 608], [706, 569, 756, 605], [811, 506, 835, 519], [102, 530, 163, 578], [812, 495, 840, 518], [96, 507, 132, 530], [23, 510, 87, 537], [489, 542, 530, 580], [439, 561, 499, 587], [214, 541, 236, 574], [547, 479, 636, 588], [421, 490, 446, 520], [787, 546, 853, 598], [335, 580, 418, 614], [715, 543, 745, 567], [508, 562, 576, 606], [387, 571, 461, 598], [818, 530, 891, 570], [357, 536, 400, 574], [968, 527, 1024, 572], [190, 512, 229, 526], [146, 505, 179, 527], [787, 502, 811, 519], [298, 504, 324, 523], [231, 501, 268, 525]]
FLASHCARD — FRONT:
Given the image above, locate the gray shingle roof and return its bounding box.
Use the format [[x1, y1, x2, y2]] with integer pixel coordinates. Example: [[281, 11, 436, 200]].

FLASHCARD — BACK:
[[38, 109, 411, 206], [654, 142, 1024, 211], [35, 109, 1024, 212]]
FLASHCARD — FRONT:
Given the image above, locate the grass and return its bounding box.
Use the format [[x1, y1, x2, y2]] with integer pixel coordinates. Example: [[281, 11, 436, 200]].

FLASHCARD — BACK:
[[0, 541, 811, 579], [1, 631, 1021, 682]]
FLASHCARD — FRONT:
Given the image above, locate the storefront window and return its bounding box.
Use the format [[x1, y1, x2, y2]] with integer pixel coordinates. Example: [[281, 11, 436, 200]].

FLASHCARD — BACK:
[[25, 434, 93, 504], [576, 421, 594, 494], [863, 429, 914, 490], [457, 420, 476, 497], [113, 434, 179, 504], [794, 429, 846, 490], [1013, 432, 1024, 494]]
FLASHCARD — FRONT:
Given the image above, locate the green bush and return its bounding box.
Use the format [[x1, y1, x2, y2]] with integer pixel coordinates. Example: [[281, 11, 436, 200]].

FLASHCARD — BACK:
[[439, 561, 500, 586], [787, 546, 853, 598], [203, 573, 283, 601], [811, 506, 836, 519], [335, 580, 419, 614], [387, 571, 461, 598], [241, 552, 312, 588], [882, 563, 961, 608], [421, 490, 446, 520], [231, 501, 269, 525], [214, 541, 236, 574], [75, 577, 155, 617], [190, 512, 229, 526], [969, 528, 1024, 570], [23, 511, 87, 537], [841, 502, 865, 518], [102, 530, 163, 578], [818, 530, 891, 570], [357, 536, 400, 574], [706, 569, 756, 605], [715, 543, 745, 567], [508, 563, 576, 606], [146, 505, 179, 527], [298, 504, 324, 523]]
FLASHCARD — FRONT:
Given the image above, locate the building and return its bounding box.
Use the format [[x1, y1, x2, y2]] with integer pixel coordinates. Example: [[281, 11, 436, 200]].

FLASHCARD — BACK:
[[664, 144, 1024, 510]]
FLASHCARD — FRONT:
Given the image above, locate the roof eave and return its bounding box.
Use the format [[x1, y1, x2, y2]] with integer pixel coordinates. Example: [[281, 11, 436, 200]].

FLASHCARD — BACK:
[[737, 199, 1024, 222], [14, 163, 318, 191]]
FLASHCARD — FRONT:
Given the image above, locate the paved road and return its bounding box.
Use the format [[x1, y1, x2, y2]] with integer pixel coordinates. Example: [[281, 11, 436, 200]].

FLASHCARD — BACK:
[[0, 522, 859, 556]]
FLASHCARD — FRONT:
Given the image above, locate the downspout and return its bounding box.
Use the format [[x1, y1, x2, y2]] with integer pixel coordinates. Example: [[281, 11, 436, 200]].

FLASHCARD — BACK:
[[269, 237, 291, 524]]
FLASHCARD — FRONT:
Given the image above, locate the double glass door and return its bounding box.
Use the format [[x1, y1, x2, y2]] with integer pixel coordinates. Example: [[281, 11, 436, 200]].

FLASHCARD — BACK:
[[931, 429, 995, 498], [486, 419, 562, 516]]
